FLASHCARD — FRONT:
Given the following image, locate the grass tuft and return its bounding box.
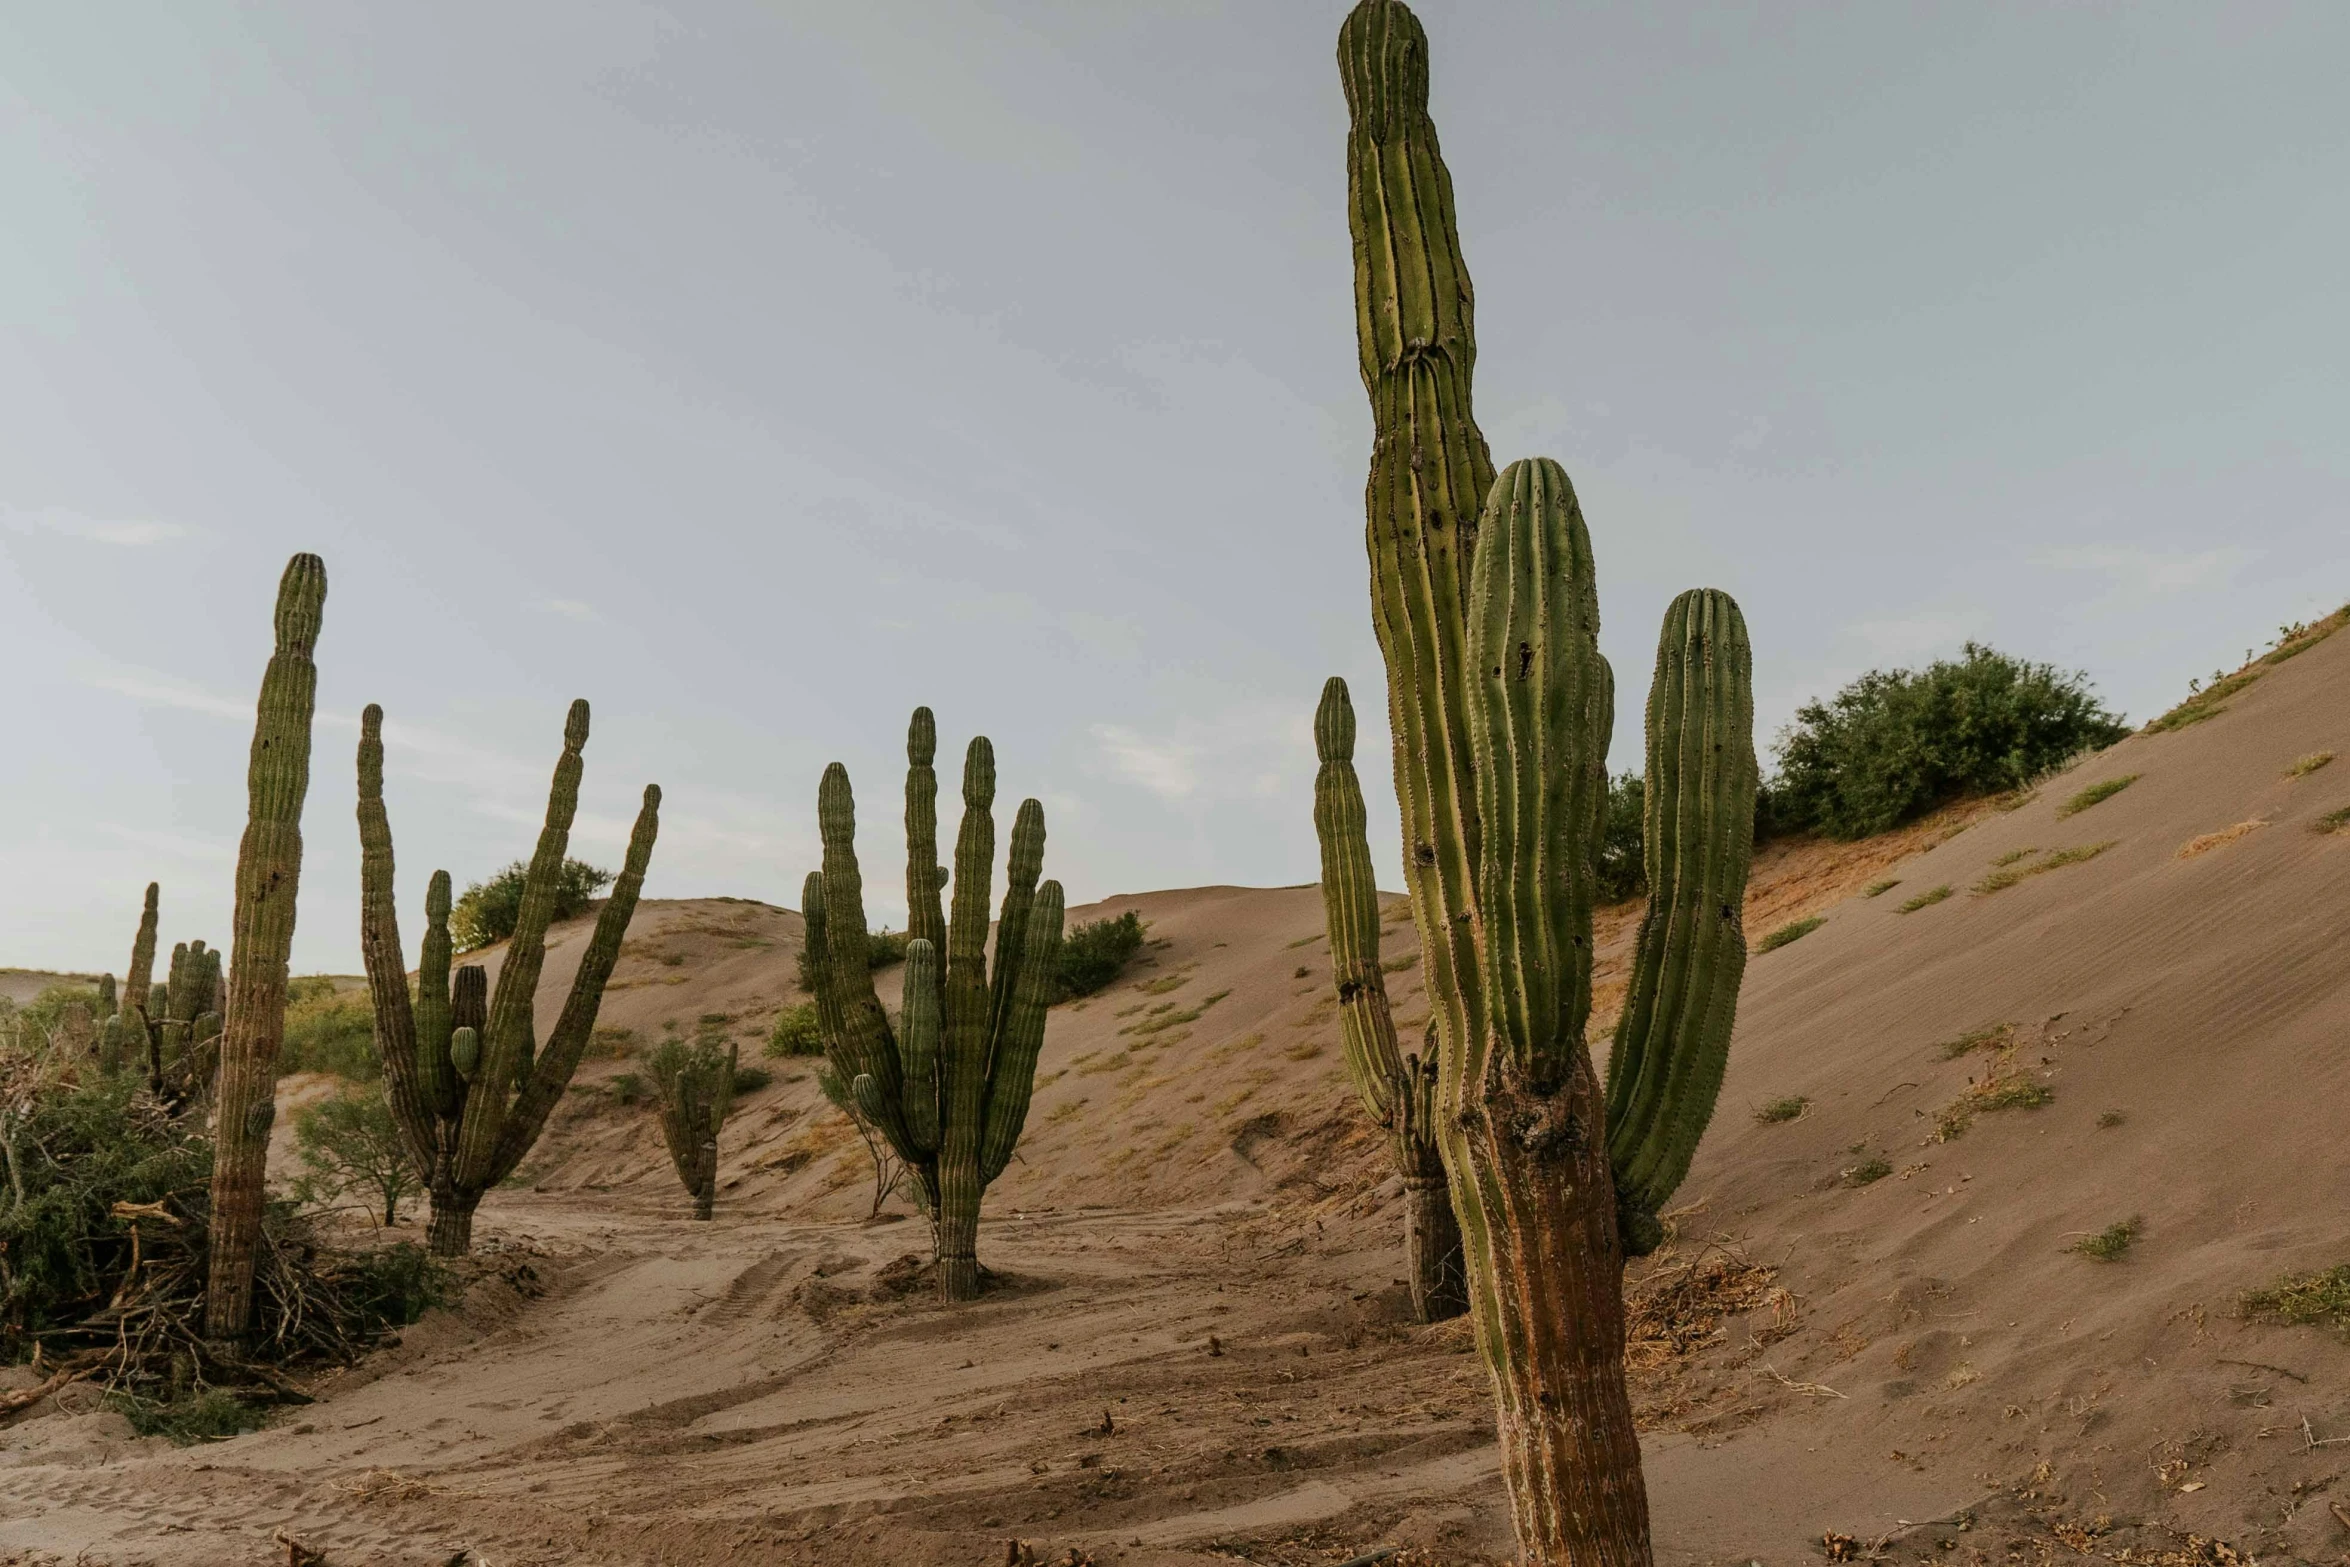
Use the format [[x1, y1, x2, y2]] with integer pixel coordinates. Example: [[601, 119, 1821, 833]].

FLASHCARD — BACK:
[[1933, 1022, 2014, 1060], [1974, 841, 2117, 894], [1933, 1071, 2054, 1140], [1754, 1095, 1808, 1125], [2240, 1264, 2350, 1334], [2318, 807, 2350, 836], [1863, 879, 1901, 898], [1842, 1156, 1892, 1187], [2097, 1109, 2126, 1129], [2058, 775, 2139, 818], [1756, 917, 1824, 954], [2073, 1217, 2141, 1262], [2286, 752, 2334, 779], [1990, 847, 2038, 867], [2177, 821, 2264, 860], [1897, 885, 1953, 914]]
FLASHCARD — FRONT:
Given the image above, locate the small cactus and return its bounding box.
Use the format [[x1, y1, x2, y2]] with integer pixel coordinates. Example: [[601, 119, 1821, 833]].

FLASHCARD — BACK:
[[802, 709, 1065, 1301], [358, 700, 660, 1256], [650, 1039, 738, 1220]]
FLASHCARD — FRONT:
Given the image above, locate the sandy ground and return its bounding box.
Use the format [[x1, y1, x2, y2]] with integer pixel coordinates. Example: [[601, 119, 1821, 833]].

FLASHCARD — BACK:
[[5, 614, 2349, 1564]]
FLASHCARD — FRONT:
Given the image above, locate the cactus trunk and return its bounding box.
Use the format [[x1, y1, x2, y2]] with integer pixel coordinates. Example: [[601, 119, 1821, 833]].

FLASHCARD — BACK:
[[651, 1040, 736, 1221], [358, 700, 660, 1257], [1310, 677, 1465, 1322], [1337, 7, 1757, 1560], [205, 554, 327, 1341], [806, 709, 1063, 1303]]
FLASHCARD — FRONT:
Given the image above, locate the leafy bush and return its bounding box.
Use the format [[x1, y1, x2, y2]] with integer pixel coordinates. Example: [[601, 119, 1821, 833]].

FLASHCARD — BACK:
[[277, 978, 377, 1080], [1053, 911, 1147, 1002], [731, 1064, 773, 1095], [289, 1083, 417, 1226], [2241, 1264, 2350, 1333], [2073, 1217, 2141, 1262], [1754, 1096, 1808, 1124], [109, 1388, 268, 1443], [2058, 775, 2139, 817], [764, 1003, 824, 1058], [1594, 773, 1645, 903], [1771, 643, 2128, 840], [450, 858, 613, 951], [816, 1060, 907, 1218]]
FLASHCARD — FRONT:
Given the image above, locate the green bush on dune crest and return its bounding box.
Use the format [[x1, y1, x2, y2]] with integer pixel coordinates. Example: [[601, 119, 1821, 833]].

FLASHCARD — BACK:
[[449, 857, 613, 952], [1772, 643, 2128, 840], [1052, 910, 1147, 1002]]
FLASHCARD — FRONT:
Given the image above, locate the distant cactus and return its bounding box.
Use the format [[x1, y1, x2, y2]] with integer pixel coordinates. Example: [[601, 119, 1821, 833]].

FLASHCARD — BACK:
[[119, 883, 160, 1057], [95, 973, 117, 1021], [802, 709, 1065, 1301], [650, 1039, 738, 1220], [207, 553, 327, 1340], [1310, 677, 1463, 1323], [150, 940, 223, 1101], [357, 700, 660, 1255], [1335, 5, 1758, 1558]]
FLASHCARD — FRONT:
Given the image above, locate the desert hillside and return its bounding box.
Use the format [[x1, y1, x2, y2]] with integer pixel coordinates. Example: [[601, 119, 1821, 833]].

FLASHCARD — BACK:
[[3, 614, 2348, 1566]]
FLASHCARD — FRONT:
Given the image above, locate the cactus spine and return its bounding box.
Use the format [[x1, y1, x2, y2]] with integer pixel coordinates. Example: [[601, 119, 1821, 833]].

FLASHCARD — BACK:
[[1338, 7, 1758, 1560], [206, 553, 327, 1340], [1311, 677, 1464, 1323], [358, 701, 660, 1255], [651, 1040, 738, 1220], [803, 710, 1065, 1302]]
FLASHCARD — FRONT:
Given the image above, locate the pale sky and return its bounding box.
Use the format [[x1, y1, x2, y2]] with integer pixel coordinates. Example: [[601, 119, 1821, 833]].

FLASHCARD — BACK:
[[5, 3, 2344, 974]]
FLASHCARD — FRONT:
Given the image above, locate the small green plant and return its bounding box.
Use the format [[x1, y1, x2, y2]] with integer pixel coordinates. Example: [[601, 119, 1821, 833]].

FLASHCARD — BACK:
[[731, 1064, 772, 1095], [2285, 752, 2333, 779], [276, 979, 378, 1080], [450, 857, 613, 951], [1863, 879, 1900, 898], [1594, 770, 1647, 902], [1842, 1156, 1891, 1187], [609, 1072, 645, 1106], [2072, 1217, 2141, 1261], [584, 1025, 637, 1060], [764, 1002, 824, 1058], [1990, 848, 2037, 868], [2315, 807, 2350, 836], [1754, 1095, 1808, 1124], [1933, 1072, 2054, 1140], [1756, 917, 1823, 954], [2058, 775, 2139, 818], [1933, 1022, 2014, 1060], [1974, 841, 2116, 894], [108, 1388, 269, 1444], [1053, 910, 1148, 1002], [2096, 1109, 2125, 1128], [1897, 885, 1953, 913], [814, 1060, 906, 1219], [2240, 1264, 2350, 1333], [289, 1084, 418, 1227], [2142, 607, 2349, 735]]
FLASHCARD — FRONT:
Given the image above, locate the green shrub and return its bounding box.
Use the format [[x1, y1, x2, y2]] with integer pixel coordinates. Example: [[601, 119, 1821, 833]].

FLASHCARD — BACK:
[[1754, 1095, 1808, 1124], [1863, 879, 1900, 898], [1897, 885, 1953, 913], [2073, 1217, 2141, 1261], [1594, 772, 1646, 902], [288, 1083, 416, 1226], [609, 1072, 645, 1106], [2317, 807, 2350, 836], [731, 1065, 773, 1095], [2286, 752, 2334, 779], [2241, 1264, 2350, 1333], [764, 1003, 824, 1058], [793, 927, 911, 994], [1756, 917, 1823, 954], [109, 1388, 268, 1443], [1842, 1156, 1892, 1187], [277, 979, 378, 1080], [450, 858, 613, 951], [2058, 775, 2139, 817], [1771, 644, 2128, 840], [1052, 911, 1147, 1002]]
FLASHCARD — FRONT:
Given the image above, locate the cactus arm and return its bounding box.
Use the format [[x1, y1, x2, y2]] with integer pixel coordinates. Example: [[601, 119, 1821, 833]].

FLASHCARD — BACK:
[[206, 551, 326, 1339], [122, 883, 159, 1035], [355, 704, 440, 1179], [934, 738, 999, 1300], [490, 783, 662, 1185], [813, 764, 915, 1158], [1311, 677, 1406, 1126], [454, 701, 589, 1186], [904, 708, 946, 951], [985, 799, 1045, 1057], [978, 879, 1064, 1187], [96, 973, 117, 1020], [1465, 459, 1608, 1083], [898, 937, 943, 1156], [1603, 590, 1756, 1243], [415, 871, 457, 1118]]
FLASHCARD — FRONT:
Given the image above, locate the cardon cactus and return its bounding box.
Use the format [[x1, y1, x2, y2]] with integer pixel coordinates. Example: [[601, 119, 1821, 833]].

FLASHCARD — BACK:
[[650, 1039, 738, 1220], [1310, 677, 1463, 1323], [206, 553, 327, 1340], [96, 973, 117, 1021], [802, 709, 1065, 1302], [118, 884, 160, 1054], [358, 700, 661, 1256], [1337, 6, 1758, 1559], [150, 940, 223, 1102]]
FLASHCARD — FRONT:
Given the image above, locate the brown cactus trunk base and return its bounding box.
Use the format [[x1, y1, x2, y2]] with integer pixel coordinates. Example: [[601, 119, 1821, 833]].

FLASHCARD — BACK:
[[1451, 1061, 1650, 1564], [203, 1082, 273, 1339], [692, 1187, 714, 1221], [1403, 1173, 1468, 1323], [428, 1191, 479, 1257], [939, 1253, 980, 1302]]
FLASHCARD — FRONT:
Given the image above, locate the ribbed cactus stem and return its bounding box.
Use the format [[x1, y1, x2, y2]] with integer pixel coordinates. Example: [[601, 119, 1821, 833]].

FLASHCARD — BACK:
[[121, 882, 159, 1048], [904, 708, 945, 951], [653, 1040, 737, 1221], [1604, 590, 1756, 1251], [206, 552, 326, 1340], [96, 973, 118, 1021], [1311, 676, 1466, 1322], [899, 938, 943, 1155], [978, 879, 1063, 1187]]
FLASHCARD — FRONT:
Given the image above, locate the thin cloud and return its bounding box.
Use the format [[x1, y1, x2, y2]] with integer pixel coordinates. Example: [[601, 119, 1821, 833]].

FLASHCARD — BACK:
[[539, 598, 600, 621], [2035, 544, 2256, 596], [79, 666, 249, 721], [6, 508, 191, 546]]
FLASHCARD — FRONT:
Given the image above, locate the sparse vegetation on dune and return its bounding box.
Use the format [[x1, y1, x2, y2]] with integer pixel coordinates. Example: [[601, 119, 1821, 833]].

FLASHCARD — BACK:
[[2284, 751, 2333, 778], [1754, 1096, 1808, 1124], [2318, 806, 2350, 836], [1897, 884, 1953, 912], [1863, 878, 1900, 897], [2177, 821, 2264, 859], [2241, 1264, 2350, 1332], [1756, 917, 1823, 953], [2073, 1217, 2142, 1261], [2059, 774, 2140, 816], [1974, 840, 2117, 893], [2142, 606, 2350, 734], [450, 857, 613, 953]]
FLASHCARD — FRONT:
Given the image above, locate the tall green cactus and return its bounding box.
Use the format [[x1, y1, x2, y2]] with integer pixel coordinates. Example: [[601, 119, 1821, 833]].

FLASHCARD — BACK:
[[1310, 677, 1463, 1323], [1336, 6, 1758, 1560], [149, 940, 223, 1102], [119, 884, 159, 1056], [357, 700, 661, 1255], [803, 709, 1065, 1302], [206, 553, 327, 1340], [650, 1039, 738, 1220]]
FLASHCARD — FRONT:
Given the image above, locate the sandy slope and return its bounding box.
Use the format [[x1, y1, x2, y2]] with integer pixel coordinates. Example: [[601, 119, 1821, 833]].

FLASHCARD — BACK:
[[5, 620, 2350, 1565]]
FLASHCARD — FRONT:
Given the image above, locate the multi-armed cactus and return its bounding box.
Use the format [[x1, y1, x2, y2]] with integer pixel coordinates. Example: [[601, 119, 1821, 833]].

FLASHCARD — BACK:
[[358, 700, 661, 1255], [1311, 677, 1463, 1323], [148, 940, 223, 1102], [1337, 5, 1758, 1560], [650, 1039, 738, 1220], [206, 553, 327, 1340], [803, 708, 1065, 1302], [103, 884, 162, 1078]]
